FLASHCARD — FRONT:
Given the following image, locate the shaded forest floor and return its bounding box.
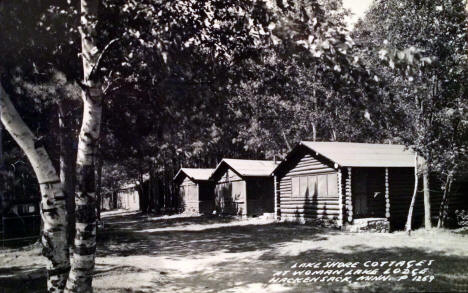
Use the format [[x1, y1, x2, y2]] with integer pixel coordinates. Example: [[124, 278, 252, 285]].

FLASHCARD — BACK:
[[0, 210, 468, 293]]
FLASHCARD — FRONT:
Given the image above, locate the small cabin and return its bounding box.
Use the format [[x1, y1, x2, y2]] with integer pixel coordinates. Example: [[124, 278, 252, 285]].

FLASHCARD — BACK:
[[116, 183, 140, 211], [272, 141, 458, 232], [173, 168, 215, 215], [210, 159, 278, 217]]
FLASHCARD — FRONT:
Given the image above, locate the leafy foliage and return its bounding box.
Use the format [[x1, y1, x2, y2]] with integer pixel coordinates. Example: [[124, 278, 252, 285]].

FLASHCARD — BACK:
[[354, 0, 468, 183]]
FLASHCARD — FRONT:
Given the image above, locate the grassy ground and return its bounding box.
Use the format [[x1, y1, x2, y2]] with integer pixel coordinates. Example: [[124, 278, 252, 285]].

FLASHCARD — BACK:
[[0, 210, 467, 293]]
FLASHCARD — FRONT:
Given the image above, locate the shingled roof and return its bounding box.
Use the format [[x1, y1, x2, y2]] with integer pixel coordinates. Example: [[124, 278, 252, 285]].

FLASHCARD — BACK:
[[296, 141, 417, 168], [173, 168, 215, 183], [211, 158, 279, 179]]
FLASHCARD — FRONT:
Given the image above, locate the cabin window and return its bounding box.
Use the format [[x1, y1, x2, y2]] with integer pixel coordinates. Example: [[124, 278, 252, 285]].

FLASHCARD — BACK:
[[299, 176, 309, 196], [232, 181, 244, 202], [327, 174, 338, 196], [293, 175, 336, 197], [285, 174, 336, 198], [308, 176, 317, 197], [292, 177, 300, 197], [317, 175, 327, 196]]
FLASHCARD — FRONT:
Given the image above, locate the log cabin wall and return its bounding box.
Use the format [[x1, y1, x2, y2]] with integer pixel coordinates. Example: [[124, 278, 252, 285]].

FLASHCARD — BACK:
[[277, 147, 340, 224], [245, 178, 274, 216], [214, 168, 247, 216]]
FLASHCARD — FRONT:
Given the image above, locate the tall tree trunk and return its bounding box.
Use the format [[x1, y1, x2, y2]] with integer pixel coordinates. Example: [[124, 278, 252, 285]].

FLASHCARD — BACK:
[[312, 122, 317, 142], [66, 0, 101, 291], [0, 113, 5, 205], [281, 130, 292, 151], [422, 162, 431, 229], [95, 147, 102, 221], [437, 173, 453, 228], [0, 83, 70, 292], [58, 100, 77, 248], [137, 171, 145, 212], [330, 129, 337, 141], [405, 154, 419, 234]]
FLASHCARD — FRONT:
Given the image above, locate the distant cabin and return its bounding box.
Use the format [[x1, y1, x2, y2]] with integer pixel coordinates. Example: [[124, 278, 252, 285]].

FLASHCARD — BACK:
[[116, 183, 140, 211], [272, 141, 465, 231], [210, 159, 279, 217], [173, 168, 215, 215]]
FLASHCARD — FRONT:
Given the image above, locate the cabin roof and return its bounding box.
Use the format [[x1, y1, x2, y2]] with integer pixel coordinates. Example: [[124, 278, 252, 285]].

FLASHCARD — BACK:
[[273, 141, 418, 175], [299, 141, 417, 168], [174, 168, 215, 182], [211, 159, 279, 179]]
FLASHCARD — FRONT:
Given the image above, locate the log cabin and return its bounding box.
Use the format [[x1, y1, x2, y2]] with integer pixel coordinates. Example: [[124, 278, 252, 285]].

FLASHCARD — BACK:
[[272, 141, 465, 232], [173, 168, 215, 215], [210, 159, 278, 217]]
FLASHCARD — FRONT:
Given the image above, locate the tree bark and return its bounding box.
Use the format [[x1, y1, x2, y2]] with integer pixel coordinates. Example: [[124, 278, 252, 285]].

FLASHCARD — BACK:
[[312, 122, 317, 142], [0, 112, 5, 207], [65, 0, 102, 291], [405, 154, 419, 234], [437, 173, 453, 228], [422, 162, 431, 229], [0, 83, 70, 292], [281, 130, 291, 151], [95, 147, 102, 221]]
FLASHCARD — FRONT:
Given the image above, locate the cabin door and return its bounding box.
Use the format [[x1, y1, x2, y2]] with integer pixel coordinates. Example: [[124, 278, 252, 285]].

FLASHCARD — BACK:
[[353, 170, 368, 217]]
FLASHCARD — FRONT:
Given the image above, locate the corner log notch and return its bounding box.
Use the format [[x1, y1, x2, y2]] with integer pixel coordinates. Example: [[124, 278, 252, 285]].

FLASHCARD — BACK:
[[345, 167, 353, 223], [337, 169, 343, 227], [385, 168, 390, 219]]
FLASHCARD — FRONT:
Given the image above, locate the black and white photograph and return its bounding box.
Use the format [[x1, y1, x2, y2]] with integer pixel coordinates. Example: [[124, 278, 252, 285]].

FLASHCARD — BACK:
[[0, 0, 467, 292]]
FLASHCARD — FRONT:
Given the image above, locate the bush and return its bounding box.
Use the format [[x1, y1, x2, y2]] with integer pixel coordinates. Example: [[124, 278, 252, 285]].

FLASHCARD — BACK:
[[454, 209, 468, 227]]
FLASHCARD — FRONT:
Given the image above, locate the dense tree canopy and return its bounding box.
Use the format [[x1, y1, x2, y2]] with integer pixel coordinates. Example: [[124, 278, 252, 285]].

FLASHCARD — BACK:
[[354, 0, 468, 182]]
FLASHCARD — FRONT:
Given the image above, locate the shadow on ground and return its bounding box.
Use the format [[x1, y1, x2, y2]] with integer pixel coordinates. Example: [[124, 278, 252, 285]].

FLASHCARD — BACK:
[[97, 212, 328, 258], [0, 266, 46, 293]]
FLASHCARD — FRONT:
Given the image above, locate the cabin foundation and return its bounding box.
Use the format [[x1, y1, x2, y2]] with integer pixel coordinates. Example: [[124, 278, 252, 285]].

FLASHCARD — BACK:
[[343, 218, 390, 233]]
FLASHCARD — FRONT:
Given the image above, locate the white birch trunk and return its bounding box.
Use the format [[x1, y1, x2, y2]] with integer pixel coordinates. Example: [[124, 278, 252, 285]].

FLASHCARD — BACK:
[[0, 83, 70, 292], [423, 164, 431, 229], [312, 122, 317, 141], [405, 154, 419, 234], [65, 0, 102, 291], [437, 174, 452, 228]]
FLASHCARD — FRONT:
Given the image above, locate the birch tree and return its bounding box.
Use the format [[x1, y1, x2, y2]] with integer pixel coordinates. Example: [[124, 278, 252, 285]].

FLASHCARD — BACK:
[[65, 0, 101, 291], [0, 83, 71, 291]]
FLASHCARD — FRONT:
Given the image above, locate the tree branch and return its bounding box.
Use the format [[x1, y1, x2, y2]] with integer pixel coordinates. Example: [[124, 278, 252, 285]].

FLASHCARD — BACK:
[[89, 38, 120, 81]]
